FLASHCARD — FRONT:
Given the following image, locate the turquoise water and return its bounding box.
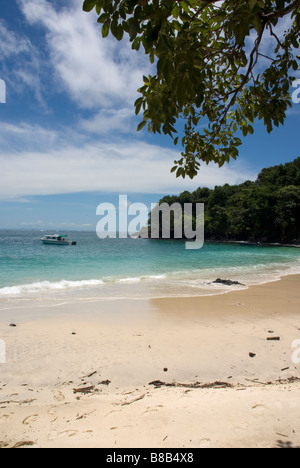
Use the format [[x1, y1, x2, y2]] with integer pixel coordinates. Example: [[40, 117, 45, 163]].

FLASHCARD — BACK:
[[0, 230, 300, 300]]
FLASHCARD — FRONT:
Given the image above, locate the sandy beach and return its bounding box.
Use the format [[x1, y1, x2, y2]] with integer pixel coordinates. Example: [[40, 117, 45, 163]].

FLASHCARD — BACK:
[[0, 275, 299, 448]]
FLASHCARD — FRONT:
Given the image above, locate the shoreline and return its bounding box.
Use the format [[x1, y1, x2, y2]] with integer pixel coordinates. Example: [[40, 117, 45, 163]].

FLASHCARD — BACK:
[[205, 239, 300, 248], [1, 235, 300, 304], [0, 275, 299, 448], [0, 258, 300, 304]]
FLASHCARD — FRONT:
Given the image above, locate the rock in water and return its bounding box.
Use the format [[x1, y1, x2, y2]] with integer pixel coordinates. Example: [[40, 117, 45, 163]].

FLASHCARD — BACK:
[[213, 278, 245, 286]]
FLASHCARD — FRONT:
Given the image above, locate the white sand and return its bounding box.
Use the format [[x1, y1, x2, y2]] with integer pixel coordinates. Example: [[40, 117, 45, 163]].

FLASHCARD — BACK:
[[0, 275, 299, 448]]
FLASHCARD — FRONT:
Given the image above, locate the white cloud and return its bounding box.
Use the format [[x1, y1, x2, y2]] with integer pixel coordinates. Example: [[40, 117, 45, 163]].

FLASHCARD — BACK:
[[80, 108, 136, 135], [0, 123, 256, 200], [0, 21, 32, 58], [0, 122, 77, 153], [0, 20, 44, 104], [19, 0, 151, 110]]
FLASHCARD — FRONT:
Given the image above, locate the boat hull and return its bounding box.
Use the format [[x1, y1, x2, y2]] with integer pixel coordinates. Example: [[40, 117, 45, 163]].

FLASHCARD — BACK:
[[42, 240, 70, 245]]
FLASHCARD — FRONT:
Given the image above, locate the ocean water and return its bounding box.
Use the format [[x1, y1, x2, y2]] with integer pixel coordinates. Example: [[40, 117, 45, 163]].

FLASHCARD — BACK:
[[0, 230, 299, 301]]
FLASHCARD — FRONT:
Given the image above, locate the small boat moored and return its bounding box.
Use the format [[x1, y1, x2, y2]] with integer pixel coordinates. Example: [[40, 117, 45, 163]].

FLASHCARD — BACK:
[[41, 235, 77, 246]]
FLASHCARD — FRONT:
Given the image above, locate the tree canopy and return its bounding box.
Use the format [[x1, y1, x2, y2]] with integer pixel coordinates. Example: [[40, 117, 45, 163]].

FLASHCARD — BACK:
[[149, 157, 300, 243], [83, 0, 300, 178]]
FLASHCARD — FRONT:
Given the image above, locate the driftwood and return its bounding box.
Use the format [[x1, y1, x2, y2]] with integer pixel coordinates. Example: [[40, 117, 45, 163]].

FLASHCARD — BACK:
[[267, 337, 281, 341], [276, 376, 300, 384], [148, 380, 233, 390], [11, 441, 35, 449], [149, 376, 300, 390], [73, 386, 95, 395], [85, 371, 97, 378], [98, 380, 111, 386], [0, 399, 36, 405]]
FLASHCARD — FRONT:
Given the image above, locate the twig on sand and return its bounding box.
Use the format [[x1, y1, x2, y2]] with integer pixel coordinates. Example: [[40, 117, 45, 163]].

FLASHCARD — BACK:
[[149, 376, 300, 390], [84, 371, 97, 378], [11, 441, 35, 449], [148, 380, 233, 389], [73, 386, 95, 395], [0, 399, 36, 405], [244, 378, 271, 386], [76, 410, 96, 420], [121, 394, 146, 406]]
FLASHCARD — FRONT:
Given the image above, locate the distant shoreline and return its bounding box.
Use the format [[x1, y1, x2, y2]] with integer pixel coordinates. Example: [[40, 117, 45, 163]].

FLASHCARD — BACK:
[[136, 233, 300, 248], [204, 239, 300, 249]]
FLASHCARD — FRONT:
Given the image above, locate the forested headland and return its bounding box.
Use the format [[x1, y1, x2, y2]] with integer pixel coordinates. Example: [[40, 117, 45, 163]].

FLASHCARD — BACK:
[[147, 157, 300, 244]]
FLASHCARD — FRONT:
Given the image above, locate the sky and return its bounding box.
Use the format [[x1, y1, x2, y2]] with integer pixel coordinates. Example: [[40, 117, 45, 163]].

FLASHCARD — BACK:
[[0, 0, 299, 231]]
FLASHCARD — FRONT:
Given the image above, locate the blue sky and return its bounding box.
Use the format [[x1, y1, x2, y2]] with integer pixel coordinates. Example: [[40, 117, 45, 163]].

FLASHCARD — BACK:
[[0, 0, 299, 231]]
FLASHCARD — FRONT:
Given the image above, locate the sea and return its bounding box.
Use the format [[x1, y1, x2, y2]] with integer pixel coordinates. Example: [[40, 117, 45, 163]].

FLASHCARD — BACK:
[[0, 230, 300, 302]]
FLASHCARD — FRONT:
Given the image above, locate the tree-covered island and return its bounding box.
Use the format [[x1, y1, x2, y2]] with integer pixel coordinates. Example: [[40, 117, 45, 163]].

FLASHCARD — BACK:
[[142, 157, 300, 244]]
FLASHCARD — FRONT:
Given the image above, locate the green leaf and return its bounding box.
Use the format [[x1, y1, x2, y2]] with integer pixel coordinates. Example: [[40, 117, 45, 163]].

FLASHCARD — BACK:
[[266, 121, 273, 134], [172, 5, 180, 19], [248, 0, 257, 11], [98, 13, 109, 24], [111, 22, 124, 41], [135, 97, 144, 115], [137, 120, 147, 132], [83, 0, 96, 12], [132, 38, 141, 51], [252, 16, 264, 34], [102, 21, 110, 38]]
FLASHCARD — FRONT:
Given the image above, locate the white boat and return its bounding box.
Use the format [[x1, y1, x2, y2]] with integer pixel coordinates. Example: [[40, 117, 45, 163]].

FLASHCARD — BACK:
[[41, 234, 77, 246]]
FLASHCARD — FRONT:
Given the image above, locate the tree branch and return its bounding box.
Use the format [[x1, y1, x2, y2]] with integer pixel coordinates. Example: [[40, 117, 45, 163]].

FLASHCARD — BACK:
[[189, 0, 221, 22], [201, 25, 265, 150], [262, 0, 300, 20]]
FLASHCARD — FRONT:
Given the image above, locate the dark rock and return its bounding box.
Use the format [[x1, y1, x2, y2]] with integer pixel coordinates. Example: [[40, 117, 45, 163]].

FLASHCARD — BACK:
[[213, 278, 245, 286], [249, 353, 256, 358], [9, 323, 17, 327]]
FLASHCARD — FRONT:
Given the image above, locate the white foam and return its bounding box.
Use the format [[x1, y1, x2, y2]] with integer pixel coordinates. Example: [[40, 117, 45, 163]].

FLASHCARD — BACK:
[[117, 274, 166, 284], [0, 279, 105, 297], [117, 277, 142, 284], [0, 259, 299, 299]]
